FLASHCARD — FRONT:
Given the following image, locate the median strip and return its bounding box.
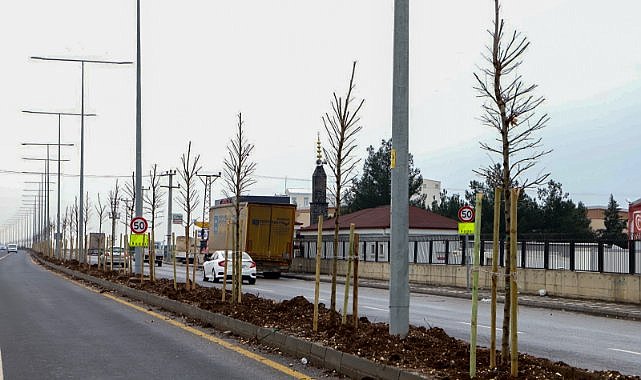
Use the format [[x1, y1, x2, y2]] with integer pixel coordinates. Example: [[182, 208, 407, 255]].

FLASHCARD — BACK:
[[34, 255, 429, 380]]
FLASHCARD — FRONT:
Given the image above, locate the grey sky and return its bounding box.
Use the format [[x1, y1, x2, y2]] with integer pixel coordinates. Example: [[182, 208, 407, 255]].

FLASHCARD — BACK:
[[1, 1, 640, 236]]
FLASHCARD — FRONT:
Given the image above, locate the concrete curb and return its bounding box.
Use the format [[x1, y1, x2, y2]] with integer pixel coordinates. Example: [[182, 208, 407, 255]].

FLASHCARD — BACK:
[[35, 256, 430, 380], [282, 273, 641, 322]]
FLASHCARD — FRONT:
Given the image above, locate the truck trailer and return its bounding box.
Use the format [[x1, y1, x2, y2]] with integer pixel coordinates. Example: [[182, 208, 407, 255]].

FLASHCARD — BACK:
[[209, 199, 296, 278]]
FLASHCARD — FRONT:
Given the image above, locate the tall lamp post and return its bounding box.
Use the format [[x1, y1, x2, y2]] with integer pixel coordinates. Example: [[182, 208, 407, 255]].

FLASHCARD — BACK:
[[390, 0, 410, 337], [23, 156, 67, 254], [23, 110, 91, 258], [31, 56, 132, 263]]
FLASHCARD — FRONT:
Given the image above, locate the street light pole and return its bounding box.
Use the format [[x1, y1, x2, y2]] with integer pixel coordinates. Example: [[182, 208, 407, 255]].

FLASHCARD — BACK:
[[134, 0, 144, 274], [23, 110, 89, 258], [161, 170, 179, 261], [389, 0, 410, 337], [31, 56, 132, 263]]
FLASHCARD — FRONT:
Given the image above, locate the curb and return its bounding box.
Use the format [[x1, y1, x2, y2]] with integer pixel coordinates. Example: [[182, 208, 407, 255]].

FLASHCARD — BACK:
[[34, 256, 431, 380], [282, 273, 641, 322]]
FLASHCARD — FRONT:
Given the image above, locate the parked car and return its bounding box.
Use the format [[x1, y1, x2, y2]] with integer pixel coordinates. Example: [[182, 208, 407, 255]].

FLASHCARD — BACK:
[[203, 250, 256, 285], [132, 248, 163, 266], [7, 243, 18, 253], [103, 247, 125, 267]]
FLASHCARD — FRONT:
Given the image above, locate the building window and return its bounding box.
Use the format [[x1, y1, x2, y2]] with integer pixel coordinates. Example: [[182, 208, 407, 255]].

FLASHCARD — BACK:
[[304, 197, 310, 207]]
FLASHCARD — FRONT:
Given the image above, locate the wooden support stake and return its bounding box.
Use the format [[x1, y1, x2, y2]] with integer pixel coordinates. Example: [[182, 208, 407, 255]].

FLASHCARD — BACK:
[[470, 193, 483, 378], [172, 233, 177, 290], [313, 216, 323, 332], [490, 187, 501, 369], [222, 222, 229, 302], [192, 229, 197, 290], [342, 223, 355, 325], [184, 226, 190, 290], [510, 187, 521, 376], [352, 233, 360, 329]]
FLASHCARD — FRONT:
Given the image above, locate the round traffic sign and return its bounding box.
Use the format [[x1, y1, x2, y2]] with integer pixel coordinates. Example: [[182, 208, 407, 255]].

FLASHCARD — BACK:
[[458, 206, 475, 222], [130, 216, 148, 234]]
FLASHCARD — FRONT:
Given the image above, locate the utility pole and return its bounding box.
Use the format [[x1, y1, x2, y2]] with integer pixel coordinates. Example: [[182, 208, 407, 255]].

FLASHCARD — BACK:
[[133, 0, 145, 274], [389, 0, 410, 337], [23, 110, 89, 258], [161, 170, 179, 261], [197, 172, 221, 255], [31, 57, 132, 263]]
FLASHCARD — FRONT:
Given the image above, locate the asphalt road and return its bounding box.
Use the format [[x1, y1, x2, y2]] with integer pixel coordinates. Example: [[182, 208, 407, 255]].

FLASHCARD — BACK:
[[0, 252, 336, 380], [153, 263, 641, 376]]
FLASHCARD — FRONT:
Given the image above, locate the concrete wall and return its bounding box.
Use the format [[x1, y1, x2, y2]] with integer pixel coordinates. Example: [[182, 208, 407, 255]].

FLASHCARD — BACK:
[[291, 258, 641, 305]]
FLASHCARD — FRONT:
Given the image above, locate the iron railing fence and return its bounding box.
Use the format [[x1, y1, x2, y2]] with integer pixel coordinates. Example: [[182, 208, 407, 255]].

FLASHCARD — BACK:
[[295, 234, 640, 275]]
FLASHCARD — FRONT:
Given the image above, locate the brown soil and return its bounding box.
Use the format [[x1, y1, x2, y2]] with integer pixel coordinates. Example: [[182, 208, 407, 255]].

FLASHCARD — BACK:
[[45, 257, 638, 380]]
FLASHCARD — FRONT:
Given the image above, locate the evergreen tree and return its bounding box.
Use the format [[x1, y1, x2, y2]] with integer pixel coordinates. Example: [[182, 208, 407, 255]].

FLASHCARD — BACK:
[[429, 190, 464, 220], [601, 194, 627, 244], [345, 139, 424, 213]]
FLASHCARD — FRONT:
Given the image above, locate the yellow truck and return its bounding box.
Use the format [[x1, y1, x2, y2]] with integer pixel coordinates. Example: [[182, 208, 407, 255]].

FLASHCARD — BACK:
[[209, 200, 296, 278]]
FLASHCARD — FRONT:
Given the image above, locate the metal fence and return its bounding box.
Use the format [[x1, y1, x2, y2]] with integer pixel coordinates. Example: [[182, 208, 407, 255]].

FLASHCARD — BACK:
[[296, 234, 641, 275]]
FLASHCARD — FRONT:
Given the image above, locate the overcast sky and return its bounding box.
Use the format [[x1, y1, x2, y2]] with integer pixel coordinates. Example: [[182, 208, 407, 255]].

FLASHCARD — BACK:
[[1, 1, 640, 237]]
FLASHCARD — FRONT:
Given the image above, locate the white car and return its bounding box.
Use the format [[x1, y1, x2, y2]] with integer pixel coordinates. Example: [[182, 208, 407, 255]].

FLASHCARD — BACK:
[[203, 250, 256, 285], [7, 243, 18, 253]]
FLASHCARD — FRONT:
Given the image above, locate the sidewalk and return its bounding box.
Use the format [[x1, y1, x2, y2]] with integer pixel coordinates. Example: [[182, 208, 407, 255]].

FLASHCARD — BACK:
[[282, 272, 641, 322]]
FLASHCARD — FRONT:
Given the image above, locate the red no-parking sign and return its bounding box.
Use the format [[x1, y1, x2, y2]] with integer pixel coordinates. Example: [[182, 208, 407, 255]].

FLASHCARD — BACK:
[[130, 216, 148, 234]]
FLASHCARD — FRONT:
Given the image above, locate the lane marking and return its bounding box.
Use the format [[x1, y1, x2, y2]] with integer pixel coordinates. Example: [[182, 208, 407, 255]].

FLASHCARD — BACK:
[[0, 254, 11, 262], [362, 306, 387, 312], [38, 261, 311, 379], [0, 346, 4, 380], [608, 348, 641, 356], [458, 321, 523, 334]]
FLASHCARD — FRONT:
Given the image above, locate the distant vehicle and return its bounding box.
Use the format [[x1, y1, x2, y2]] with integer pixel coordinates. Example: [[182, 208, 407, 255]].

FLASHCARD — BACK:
[[209, 201, 296, 278], [88, 233, 106, 256], [203, 250, 256, 285], [0, 244, 7, 252], [104, 247, 125, 267], [131, 247, 163, 267], [7, 243, 18, 253]]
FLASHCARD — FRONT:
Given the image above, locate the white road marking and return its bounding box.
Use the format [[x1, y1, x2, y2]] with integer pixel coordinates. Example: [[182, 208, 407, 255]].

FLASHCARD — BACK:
[[608, 348, 641, 356], [252, 287, 274, 293], [458, 321, 523, 334], [0, 254, 10, 262], [0, 346, 4, 380], [362, 306, 387, 311]]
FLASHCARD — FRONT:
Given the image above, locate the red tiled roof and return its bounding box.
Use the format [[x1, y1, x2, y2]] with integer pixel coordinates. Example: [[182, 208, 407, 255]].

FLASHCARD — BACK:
[[302, 205, 457, 231]]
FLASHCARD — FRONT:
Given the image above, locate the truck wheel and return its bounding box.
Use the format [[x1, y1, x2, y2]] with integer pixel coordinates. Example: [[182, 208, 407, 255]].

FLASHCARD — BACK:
[[157, 261, 162, 267], [212, 271, 220, 283]]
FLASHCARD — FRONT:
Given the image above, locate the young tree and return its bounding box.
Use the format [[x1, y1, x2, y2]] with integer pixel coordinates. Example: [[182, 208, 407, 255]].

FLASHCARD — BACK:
[[144, 164, 165, 280], [223, 113, 257, 304], [323, 61, 364, 312], [601, 194, 627, 245], [178, 141, 201, 290], [108, 181, 121, 271], [83, 192, 92, 263], [95, 193, 108, 234], [345, 138, 424, 213], [62, 207, 70, 260], [473, 0, 551, 363], [72, 197, 79, 261]]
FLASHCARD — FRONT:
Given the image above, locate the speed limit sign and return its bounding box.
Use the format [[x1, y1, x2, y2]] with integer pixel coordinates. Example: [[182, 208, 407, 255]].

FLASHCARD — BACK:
[[130, 216, 148, 234], [458, 206, 475, 223]]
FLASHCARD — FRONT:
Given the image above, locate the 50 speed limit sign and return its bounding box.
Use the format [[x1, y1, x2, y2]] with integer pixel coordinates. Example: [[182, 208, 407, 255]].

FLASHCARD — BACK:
[[130, 216, 148, 234], [458, 205, 475, 223]]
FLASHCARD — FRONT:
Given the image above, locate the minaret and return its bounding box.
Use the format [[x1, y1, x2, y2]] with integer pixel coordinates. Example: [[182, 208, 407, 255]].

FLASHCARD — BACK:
[[310, 134, 328, 224]]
